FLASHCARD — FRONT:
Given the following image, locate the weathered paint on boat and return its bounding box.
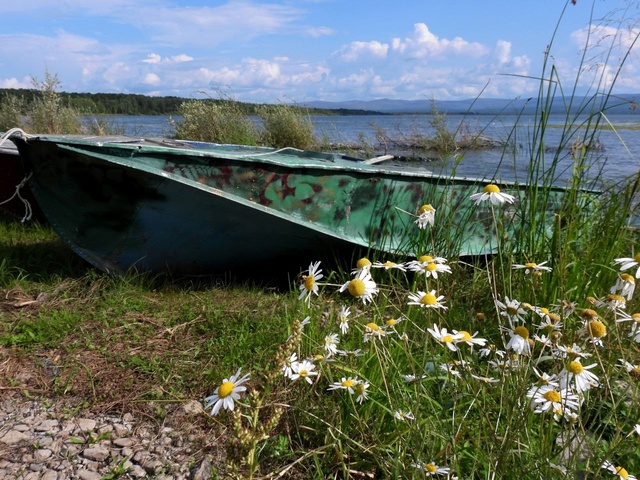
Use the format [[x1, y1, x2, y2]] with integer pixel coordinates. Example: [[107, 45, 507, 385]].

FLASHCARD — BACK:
[[10, 133, 591, 275]]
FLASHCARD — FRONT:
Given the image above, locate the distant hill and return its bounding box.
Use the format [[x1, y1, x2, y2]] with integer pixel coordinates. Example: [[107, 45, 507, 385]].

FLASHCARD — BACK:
[[302, 94, 640, 115]]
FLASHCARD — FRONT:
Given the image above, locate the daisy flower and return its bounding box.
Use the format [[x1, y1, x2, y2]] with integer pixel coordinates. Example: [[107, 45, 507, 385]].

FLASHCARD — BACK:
[[323, 333, 339, 357], [613, 252, 640, 278], [548, 462, 568, 476], [336, 348, 364, 358], [288, 360, 318, 384], [470, 183, 516, 205], [512, 261, 552, 274], [384, 316, 405, 329], [351, 257, 372, 275], [411, 461, 451, 477], [427, 324, 463, 351], [602, 460, 637, 480], [328, 377, 359, 394], [204, 368, 250, 415], [298, 261, 323, 303], [479, 344, 506, 358], [415, 203, 436, 228], [611, 273, 636, 301], [282, 352, 298, 377], [372, 260, 406, 271], [596, 294, 627, 312], [503, 325, 531, 355], [363, 322, 387, 342], [618, 359, 640, 379], [339, 269, 378, 304], [471, 374, 500, 384], [407, 258, 452, 278], [495, 296, 527, 327], [559, 360, 599, 393], [527, 385, 580, 416], [453, 329, 487, 348], [393, 410, 415, 421], [402, 373, 426, 383], [337, 305, 350, 335], [408, 290, 447, 310], [440, 361, 464, 377], [354, 381, 370, 404], [580, 318, 607, 346], [553, 342, 592, 360]]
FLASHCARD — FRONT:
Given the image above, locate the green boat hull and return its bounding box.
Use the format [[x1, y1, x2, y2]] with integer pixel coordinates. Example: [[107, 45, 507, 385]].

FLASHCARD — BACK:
[[10, 134, 588, 275]]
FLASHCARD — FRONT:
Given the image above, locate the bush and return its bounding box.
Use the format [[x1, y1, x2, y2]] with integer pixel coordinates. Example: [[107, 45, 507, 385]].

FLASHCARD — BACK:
[[258, 104, 315, 149], [173, 96, 258, 145]]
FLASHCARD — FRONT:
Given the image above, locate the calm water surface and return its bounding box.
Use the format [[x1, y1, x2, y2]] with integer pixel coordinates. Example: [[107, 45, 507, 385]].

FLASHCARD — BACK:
[[84, 113, 640, 185]]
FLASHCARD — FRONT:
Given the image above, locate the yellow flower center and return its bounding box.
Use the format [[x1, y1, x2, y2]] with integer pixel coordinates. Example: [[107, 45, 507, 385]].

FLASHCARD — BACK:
[[630, 366, 640, 379], [525, 262, 537, 268], [539, 307, 550, 315], [458, 330, 472, 342], [608, 294, 625, 303], [383, 261, 396, 267], [549, 313, 561, 323], [314, 354, 325, 361], [299, 369, 308, 377], [506, 306, 518, 315], [425, 262, 438, 272], [543, 390, 562, 403], [348, 279, 366, 297], [425, 464, 438, 473], [366, 322, 381, 332], [385, 318, 397, 327], [218, 381, 235, 399], [355, 383, 366, 395], [635, 252, 640, 263], [514, 326, 529, 339], [418, 204, 435, 214], [418, 255, 434, 263], [421, 293, 437, 305], [303, 275, 315, 291], [356, 258, 371, 269], [616, 466, 629, 479], [442, 335, 453, 343], [633, 313, 640, 323], [484, 184, 501, 193], [579, 308, 598, 320], [621, 273, 635, 284], [567, 361, 584, 375], [342, 379, 355, 388], [588, 320, 607, 338]]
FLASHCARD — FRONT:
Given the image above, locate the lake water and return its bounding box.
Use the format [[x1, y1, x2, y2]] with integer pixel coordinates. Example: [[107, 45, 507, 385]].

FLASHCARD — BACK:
[[81, 113, 640, 185]]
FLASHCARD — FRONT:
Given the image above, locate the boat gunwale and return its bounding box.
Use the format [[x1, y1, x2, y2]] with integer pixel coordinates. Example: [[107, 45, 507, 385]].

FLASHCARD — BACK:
[[16, 134, 601, 193]]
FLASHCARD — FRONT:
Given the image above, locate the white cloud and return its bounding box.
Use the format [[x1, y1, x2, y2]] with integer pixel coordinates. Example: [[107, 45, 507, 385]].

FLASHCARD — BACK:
[[143, 53, 193, 64], [391, 23, 488, 59], [0, 77, 30, 88], [337, 41, 389, 62], [142, 73, 161, 85], [143, 53, 162, 64], [171, 54, 193, 63]]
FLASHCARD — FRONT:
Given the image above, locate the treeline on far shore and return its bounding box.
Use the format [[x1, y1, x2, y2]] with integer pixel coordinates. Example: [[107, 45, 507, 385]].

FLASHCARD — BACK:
[[0, 88, 379, 117]]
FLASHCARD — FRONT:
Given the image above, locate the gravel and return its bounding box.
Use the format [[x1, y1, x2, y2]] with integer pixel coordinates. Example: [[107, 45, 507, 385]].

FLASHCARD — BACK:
[[0, 395, 217, 480]]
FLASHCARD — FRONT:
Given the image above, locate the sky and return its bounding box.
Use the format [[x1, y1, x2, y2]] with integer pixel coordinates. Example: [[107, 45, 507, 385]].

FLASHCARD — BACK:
[[0, 0, 639, 103]]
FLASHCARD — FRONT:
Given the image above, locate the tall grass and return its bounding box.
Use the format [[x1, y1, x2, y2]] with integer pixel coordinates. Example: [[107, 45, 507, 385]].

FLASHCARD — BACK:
[[196, 3, 640, 479], [172, 93, 259, 145]]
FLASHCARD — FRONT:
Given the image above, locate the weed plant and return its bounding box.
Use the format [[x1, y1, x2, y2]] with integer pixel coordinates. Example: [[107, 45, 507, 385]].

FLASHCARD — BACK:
[[172, 93, 259, 145], [258, 103, 315, 150]]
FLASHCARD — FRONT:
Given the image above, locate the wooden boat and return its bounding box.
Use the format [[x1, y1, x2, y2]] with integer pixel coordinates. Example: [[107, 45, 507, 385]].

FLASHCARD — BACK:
[[8, 131, 593, 275]]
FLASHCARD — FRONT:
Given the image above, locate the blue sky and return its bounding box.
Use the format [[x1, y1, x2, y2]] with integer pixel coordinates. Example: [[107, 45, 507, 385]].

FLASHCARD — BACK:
[[0, 0, 638, 103]]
